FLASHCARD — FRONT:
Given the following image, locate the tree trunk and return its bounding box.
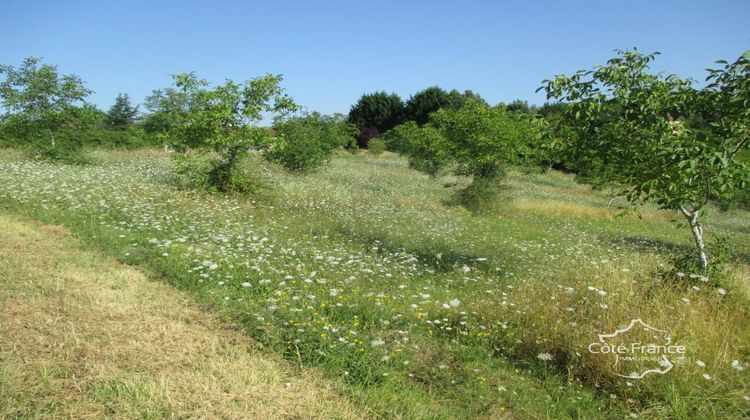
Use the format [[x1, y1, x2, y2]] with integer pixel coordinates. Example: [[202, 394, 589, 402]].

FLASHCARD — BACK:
[[680, 206, 708, 270]]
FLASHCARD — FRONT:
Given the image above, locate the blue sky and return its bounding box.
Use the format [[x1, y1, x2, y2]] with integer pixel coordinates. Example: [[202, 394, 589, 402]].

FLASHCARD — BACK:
[[2, 0, 749, 114]]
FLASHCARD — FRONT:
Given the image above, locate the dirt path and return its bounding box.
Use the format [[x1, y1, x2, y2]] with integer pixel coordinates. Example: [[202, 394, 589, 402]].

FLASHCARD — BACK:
[[0, 213, 357, 419]]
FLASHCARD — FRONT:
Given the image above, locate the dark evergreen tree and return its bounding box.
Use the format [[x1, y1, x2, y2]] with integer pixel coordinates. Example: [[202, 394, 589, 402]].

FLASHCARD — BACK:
[[106, 93, 138, 129], [348, 91, 404, 147], [404, 86, 451, 125]]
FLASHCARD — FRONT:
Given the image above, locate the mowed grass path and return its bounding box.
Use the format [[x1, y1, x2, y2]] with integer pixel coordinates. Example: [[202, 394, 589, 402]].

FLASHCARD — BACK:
[[0, 213, 357, 419]]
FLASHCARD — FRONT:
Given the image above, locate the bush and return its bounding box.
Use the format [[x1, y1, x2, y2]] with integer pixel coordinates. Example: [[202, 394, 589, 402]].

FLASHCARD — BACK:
[[366, 138, 386, 155], [266, 113, 356, 172], [385, 121, 448, 175], [172, 152, 267, 194], [664, 235, 735, 286], [25, 129, 91, 165], [452, 175, 505, 211]]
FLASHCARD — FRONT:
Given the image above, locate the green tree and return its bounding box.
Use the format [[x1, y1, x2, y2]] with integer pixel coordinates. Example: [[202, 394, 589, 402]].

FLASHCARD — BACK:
[[0, 57, 92, 150], [446, 89, 487, 110], [540, 49, 750, 270], [266, 112, 356, 172], [166, 72, 296, 192], [404, 86, 451, 125], [505, 99, 537, 114], [385, 120, 449, 175], [347, 91, 404, 147], [106, 93, 138, 129], [141, 87, 190, 139], [396, 99, 544, 206]]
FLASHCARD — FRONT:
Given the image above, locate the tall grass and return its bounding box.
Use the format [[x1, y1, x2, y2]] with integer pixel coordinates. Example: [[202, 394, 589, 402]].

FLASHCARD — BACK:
[[0, 148, 748, 418]]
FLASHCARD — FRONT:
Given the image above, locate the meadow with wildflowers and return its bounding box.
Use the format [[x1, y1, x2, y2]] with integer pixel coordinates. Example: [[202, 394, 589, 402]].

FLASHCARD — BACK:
[[0, 148, 748, 418]]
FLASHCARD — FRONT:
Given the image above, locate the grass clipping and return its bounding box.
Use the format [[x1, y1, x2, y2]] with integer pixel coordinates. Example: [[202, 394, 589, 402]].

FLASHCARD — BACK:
[[0, 214, 357, 419]]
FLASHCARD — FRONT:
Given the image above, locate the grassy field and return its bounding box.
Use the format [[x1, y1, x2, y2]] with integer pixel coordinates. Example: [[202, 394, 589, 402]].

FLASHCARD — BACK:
[[0, 148, 748, 418], [0, 213, 357, 419]]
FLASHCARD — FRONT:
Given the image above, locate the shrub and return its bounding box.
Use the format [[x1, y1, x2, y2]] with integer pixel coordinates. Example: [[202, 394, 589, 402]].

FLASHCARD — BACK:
[[358, 126, 380, 149], [171, 151, 268, 195], [385, 121, 448, 175], [25, 128, 91, 165], [266, 112, 356, 172], [366, 138, 386, 155]]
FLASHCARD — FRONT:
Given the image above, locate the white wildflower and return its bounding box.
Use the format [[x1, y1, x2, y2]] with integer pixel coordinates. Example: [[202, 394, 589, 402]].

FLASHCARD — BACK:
[[537, 352, 553, 361]]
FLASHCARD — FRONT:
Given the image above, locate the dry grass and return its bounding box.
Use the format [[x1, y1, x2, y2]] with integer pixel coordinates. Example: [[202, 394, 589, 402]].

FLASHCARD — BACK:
[[511, 197, 619, 220], [0, 213, 358, 419], [476, 252, 750, 414], [511, 197, 672, 222]]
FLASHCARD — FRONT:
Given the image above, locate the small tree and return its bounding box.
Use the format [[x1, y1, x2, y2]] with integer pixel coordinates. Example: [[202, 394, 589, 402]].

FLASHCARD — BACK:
[[446, 89, 487, 110], [0, 57, 92, 156], [505, 99, 537, 114], [106, 93, 138, 129], [266, 112, 356, 172], [348, 91, 404, 147], [539, 50, 750, 270], [396, 99, 544, 206], [142, 87, 190, 139], [166, 72, 296, 192], [385, 120, 449, 175]]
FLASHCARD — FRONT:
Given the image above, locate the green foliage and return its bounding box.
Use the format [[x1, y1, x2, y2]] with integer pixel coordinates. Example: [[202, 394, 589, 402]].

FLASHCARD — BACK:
[[141, 87, 190, 142], [505, 99, 536, 113], [665, 236, 734, 285], [106, 93, 138, 129], [164, 72, 297, 192], [540, 49, 750, 268], [392, 100, 543, 208], [366, 138, 386, 155], [347, 91, 405, 147], [541, 49, 749, 212], [171, 151, 268, 195], [430, 100, 543, 179], [446, 89, 487, 110], [25, 129, 91, 165], [385, 121, 448, 175], [0, 57, 95, 162], [266, 112, 356, 172], [404, 86, 452, 125], [0, 57, 91, 121]]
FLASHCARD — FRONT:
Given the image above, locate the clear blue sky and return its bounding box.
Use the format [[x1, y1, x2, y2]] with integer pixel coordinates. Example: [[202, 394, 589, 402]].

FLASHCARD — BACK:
[[2, 0, 749, 114]]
